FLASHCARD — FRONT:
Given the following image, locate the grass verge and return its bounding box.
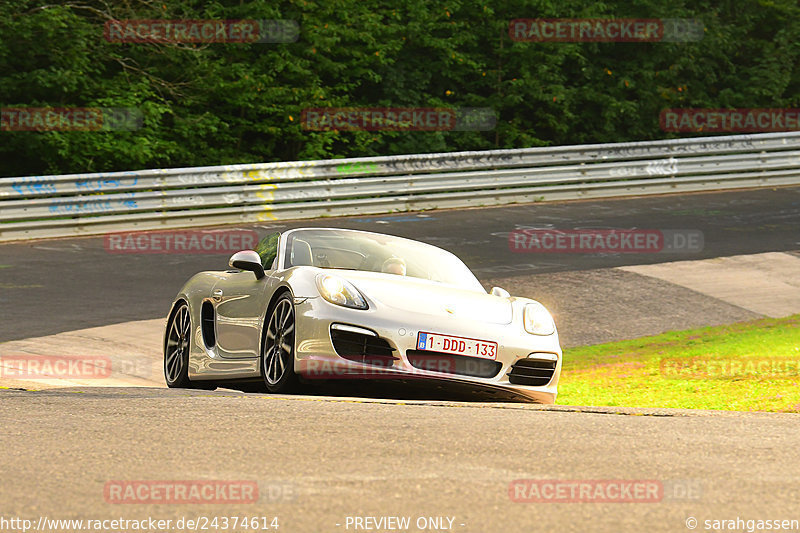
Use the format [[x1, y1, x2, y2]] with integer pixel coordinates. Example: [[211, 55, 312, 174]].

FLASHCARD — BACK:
[[558, 315, 800, 412]]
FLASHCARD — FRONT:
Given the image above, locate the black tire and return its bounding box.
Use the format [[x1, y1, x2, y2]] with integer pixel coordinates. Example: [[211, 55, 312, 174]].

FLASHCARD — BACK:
[[164, 302, 218, 390], [261, 292, 299, 393], [165, 302, 192, 388]]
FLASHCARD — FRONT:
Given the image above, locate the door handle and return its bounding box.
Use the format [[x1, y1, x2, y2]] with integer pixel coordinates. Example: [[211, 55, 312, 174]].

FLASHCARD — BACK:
[[212, 289, 223, 301]]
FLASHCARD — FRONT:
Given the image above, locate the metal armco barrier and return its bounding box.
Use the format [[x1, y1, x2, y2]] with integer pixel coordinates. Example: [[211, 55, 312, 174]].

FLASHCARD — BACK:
[[2, 131, 799, 241]]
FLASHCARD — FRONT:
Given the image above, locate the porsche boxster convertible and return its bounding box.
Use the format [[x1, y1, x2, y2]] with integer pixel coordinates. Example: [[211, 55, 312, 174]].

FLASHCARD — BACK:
[[164, 227, 562, 402]]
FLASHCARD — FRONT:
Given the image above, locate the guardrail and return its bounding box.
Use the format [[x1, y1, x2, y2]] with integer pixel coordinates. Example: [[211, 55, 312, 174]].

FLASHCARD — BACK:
[[2, 131, 800, 241]]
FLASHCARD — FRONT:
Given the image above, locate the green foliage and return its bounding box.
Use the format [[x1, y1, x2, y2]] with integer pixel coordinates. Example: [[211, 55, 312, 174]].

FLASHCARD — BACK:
[[1, 0, 799, 177], [255, 231, 281, 268]]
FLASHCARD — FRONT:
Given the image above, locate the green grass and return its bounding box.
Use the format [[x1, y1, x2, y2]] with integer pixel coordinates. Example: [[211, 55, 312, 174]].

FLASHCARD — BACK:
[[558, 315, 800, 412]]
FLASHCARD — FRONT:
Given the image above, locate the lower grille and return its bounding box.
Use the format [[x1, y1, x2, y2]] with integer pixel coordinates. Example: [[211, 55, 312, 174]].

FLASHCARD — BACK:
[[508, 357, 557, 386], [331, 329, 396, 367], [406, 350, 502, 378]]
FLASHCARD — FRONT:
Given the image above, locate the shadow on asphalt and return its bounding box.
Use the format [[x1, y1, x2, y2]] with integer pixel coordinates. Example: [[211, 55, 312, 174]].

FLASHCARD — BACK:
[[220, 378, 537, 403]]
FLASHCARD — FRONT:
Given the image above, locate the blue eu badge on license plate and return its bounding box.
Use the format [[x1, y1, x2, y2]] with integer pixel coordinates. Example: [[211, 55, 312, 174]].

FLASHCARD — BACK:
[[417, 333, 427, 350]]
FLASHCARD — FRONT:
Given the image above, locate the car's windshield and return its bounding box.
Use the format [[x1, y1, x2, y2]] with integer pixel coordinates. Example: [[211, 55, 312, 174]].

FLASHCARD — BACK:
[[284, 229, 484, 291]]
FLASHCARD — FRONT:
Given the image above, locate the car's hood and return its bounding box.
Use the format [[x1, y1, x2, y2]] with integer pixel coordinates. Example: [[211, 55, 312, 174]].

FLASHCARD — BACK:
[[332, 270, 513, 325]]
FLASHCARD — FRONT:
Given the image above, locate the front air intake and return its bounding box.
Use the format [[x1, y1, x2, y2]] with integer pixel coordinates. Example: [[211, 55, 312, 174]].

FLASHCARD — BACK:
[[406, 350, 502, 378], [507, 357, 557, 386], [201, 301, 216, 348], [330, 325, 397, 367]]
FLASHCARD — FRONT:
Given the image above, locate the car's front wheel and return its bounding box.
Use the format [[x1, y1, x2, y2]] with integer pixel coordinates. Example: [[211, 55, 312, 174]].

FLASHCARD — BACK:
[[261, 293, 299, 393], [165, 302, 216, 390], [165, 302, 192, 388]]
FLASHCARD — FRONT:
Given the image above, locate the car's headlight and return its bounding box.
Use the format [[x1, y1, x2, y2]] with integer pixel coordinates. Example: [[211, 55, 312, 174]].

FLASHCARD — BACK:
[[316, 274, 368, 309], [523, 302, 555, 335]]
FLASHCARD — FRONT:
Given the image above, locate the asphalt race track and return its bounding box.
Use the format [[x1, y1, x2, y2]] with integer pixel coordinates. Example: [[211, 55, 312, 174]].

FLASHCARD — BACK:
[[1, 387, 799, 533], [1, 186, 799, 341]]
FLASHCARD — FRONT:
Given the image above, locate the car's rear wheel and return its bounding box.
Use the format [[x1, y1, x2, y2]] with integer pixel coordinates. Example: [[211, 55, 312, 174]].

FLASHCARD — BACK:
[[261, 293, 299, 393], [165, 302, 192, 388]]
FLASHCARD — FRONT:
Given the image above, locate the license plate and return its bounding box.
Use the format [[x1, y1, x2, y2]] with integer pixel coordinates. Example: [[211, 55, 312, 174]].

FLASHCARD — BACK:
[[416, 332, 497, 360]]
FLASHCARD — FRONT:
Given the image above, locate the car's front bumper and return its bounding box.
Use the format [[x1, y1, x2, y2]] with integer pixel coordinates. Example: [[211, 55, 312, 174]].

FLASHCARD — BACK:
[[292, 296, 562, 404]]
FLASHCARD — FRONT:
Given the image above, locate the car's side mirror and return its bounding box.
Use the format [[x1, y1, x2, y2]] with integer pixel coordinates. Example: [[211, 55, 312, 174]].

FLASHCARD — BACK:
[[229, 250, 266, 279], [490, 286, 510, 298]]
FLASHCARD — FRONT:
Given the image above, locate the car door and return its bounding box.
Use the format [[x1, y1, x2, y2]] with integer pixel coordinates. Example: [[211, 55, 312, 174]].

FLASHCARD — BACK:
[[213, 232, 281, 360]]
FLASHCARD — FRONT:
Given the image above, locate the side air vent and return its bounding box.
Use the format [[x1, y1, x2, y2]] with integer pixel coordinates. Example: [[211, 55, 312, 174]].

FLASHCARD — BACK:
[[201, 301, 216, 348]]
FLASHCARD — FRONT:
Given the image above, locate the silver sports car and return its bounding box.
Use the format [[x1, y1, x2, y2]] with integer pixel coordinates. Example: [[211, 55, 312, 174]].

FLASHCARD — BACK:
[[164, 227, 562, 402]]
